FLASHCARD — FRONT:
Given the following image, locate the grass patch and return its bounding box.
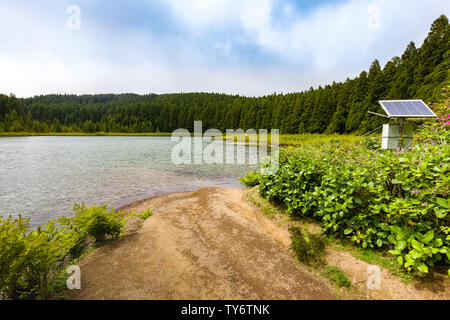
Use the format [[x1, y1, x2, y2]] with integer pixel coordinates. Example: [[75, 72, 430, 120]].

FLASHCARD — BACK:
[[134, 209, 154, 220], [290, 227, 326, 267], [322, 266, 352, 288], [222, 133, 361, 147], [279, 134, 362, 147], [247, 189, 276, 219]]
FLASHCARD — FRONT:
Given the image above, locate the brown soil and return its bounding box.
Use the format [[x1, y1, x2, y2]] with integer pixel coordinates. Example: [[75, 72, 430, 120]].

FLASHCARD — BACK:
[[68, 187, 334, 300]]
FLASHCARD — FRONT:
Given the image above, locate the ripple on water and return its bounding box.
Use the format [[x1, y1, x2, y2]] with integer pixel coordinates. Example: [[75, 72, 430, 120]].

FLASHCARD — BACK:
[[0, 136, 261, 227]]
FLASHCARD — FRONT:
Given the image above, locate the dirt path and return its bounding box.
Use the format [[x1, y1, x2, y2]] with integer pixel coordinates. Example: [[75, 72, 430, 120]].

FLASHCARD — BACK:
[[69, 187, 334, 300]]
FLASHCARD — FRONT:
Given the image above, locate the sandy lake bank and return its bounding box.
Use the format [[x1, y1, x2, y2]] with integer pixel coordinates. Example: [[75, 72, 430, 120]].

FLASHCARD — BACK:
[[68, 187, 334, 300]]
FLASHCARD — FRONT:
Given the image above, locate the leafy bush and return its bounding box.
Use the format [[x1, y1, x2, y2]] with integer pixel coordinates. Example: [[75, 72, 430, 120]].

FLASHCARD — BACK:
[[0, 216, 78, 299], [59, 203, 126, 244], [239, 171, 261, 187], [0, 215, 30, 299], [258, 118, 449, 275], [289, 227, 326, 266], [1, 204, 129, 299]]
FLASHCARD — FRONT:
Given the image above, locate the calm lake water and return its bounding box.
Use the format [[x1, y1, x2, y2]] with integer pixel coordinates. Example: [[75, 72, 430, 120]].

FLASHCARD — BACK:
[[0, 136, 260, 227]]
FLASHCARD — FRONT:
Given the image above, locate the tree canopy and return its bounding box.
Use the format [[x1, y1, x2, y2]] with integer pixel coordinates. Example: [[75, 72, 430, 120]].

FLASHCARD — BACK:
[[1, 15, 448, 135]]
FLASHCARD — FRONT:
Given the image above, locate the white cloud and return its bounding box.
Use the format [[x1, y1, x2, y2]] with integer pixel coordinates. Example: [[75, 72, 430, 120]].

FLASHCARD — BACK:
[[159, 0, 449, 67], [154, 0, 449, 92], [0, 0, 448, 97]]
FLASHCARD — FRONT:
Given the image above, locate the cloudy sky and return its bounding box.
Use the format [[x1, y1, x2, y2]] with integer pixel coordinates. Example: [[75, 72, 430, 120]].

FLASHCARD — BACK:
[[0, 0, 448, 97]]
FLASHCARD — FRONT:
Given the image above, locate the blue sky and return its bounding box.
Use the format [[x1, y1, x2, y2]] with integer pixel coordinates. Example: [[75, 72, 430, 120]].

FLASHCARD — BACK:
[[0, 0, 448, 97]]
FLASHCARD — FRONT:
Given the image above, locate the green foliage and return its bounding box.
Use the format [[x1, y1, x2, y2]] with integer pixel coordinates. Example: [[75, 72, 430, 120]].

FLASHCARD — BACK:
[[0, 215, 78, 299], [289, 227, 326, 266], [259, 115, 450, 275], [0, 215, 29, 299], [322, 266, 352, 288], [278, 134, 361, 147], [0, 204, 128, 299], [134, 209, 154, 220], [415, 88, 450, 145], [239, 171, 262, 187], [59, 203, 126, 244], [361, 136, 381, 150]]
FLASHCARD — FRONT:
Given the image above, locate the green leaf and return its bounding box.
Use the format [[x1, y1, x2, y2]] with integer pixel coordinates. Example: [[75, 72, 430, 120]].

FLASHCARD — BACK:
[[417, 263, 429, 274], [434, 208, 447, 219], [389, 250, 401, 256], [389, 225, 406, 240], [433, 238, 443, 248], [395, 240, 407, 251], [397, 256, 403, 265], [409, 250, 422, 259], [436, 198, 449, 209], [411, 239, 424, 252], [376, 239, 383, 247], [422, 230, 434, 243], [344, 228, 353, 235]]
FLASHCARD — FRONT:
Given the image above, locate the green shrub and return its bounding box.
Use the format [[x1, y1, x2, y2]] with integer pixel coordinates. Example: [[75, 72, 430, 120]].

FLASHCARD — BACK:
[[258, 118, 449, 275], [0, 215, 30, 299], [59, 203, 126, 244], [0, 204, 128, 299], [0, 216, 77, 299], [290, 227, 326, 266], [239, 171, 261, 187]]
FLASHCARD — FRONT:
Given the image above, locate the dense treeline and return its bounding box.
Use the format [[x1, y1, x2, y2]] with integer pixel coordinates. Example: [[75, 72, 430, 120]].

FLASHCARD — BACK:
[[1, 15, 448, 135]]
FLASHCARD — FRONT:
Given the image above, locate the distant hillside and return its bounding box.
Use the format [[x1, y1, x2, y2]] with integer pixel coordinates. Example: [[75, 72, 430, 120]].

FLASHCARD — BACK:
[[1, 15, 448, 134]]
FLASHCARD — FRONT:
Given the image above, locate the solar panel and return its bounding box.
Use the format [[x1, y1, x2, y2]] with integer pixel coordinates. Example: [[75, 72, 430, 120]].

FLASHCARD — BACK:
[[379, 100, 437, 118]]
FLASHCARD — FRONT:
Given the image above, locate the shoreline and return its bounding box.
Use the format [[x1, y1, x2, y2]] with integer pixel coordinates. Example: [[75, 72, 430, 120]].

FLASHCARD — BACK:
[[115, 178, 246, 213], [19, 177, 247, 228]]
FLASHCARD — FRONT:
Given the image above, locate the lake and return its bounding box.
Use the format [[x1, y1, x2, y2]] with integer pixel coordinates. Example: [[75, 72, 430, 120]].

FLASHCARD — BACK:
[[0, 136, 261, 227]]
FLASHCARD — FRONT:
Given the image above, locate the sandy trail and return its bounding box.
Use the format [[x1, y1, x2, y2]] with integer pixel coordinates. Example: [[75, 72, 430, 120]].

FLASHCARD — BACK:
[[69, 187, 334, 300]]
